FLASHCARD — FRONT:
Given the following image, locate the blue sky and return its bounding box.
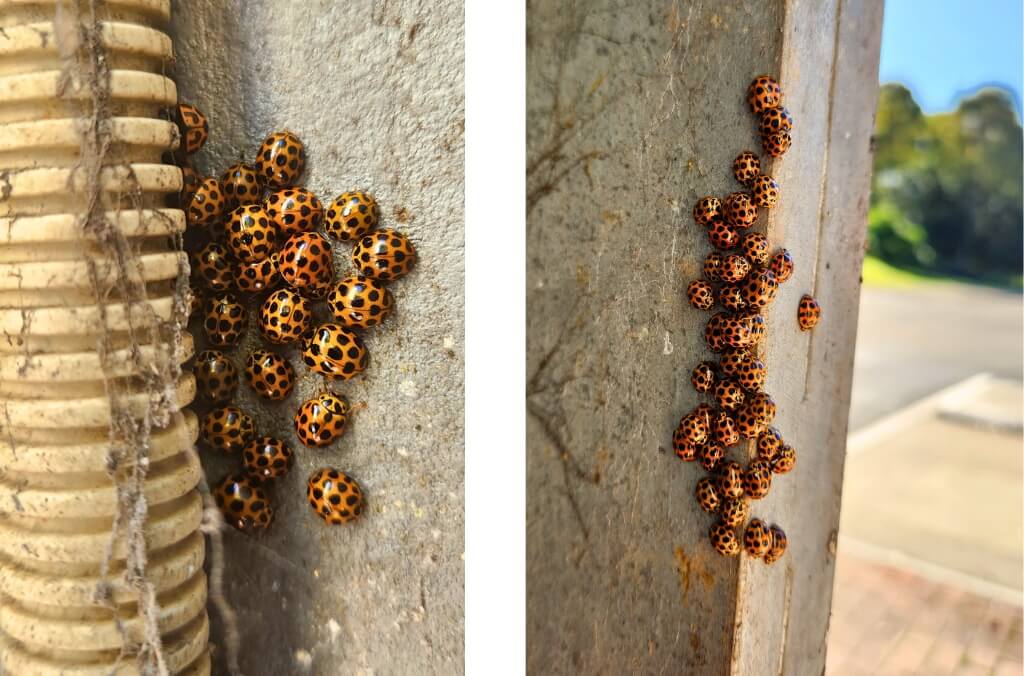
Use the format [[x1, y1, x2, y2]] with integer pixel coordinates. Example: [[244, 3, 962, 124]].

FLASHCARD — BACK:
[[879, 0, 1022, 114]]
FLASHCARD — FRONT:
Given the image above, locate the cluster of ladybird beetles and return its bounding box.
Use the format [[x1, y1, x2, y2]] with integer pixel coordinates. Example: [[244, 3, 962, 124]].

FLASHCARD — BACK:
[[676, 75, 821, 562], [169, 103, 416, 531]]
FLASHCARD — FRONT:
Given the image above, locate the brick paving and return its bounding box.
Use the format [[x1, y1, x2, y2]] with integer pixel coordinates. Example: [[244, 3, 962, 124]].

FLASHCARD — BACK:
[[826, 552, 1023, 676]]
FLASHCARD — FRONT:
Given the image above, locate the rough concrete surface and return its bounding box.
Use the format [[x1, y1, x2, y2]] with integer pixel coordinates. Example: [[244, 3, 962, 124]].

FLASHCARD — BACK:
[[169, 1, 464, 674]]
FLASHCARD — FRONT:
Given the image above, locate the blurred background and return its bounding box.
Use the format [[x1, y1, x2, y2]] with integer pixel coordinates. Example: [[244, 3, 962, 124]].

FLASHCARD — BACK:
[[825, 1, 1023, 674]]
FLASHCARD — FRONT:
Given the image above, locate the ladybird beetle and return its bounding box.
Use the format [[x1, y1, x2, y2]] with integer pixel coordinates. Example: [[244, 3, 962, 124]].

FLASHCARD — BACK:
[[194, 349, 238, 404], [718, 348, 751, 378], [714, 379, 745, 411], [740, 267, 779, 309], [734, 355, 767, 393], [704, 313, 729, 353], [718, 283, 746, 312], [226, 205, 278, 263], [187, 177, 226, 227], [675, 409, 710, 446], [174, 103, 208, 155], [242, 436, 293, 481], [325, 191, 380, 242], [744, 519, 773, 557], [255, 131, 306, 187], [732, 151, 761, 186], [259, 288, 313, 344], [798, 295, 821, 331], [734, 405, 766, 440], [771, 445, 796, 474], [703, 252, 725, 281], [693, 196, 722, 226], [245, 350, 295, 401], [686, 280, 715, 311], [763, 524, 788, 564], [750, 174, 780, 209], [709, 521, 741, 556], [303, 323, 369, 380], [220, 163, 263, 210], [718, 497, 748, 528], [743, 459, 773, 500], [719, 254, 751, 284], [724, 192, 757, 229], [713, 410, 740, 447], [351, 228, 417, 282], [707, 219, 739, 251], [295, 393, 350, 447], [193, 241, 234, 292], [307, 467, 364, 525], [696, 477, 720, 514], [213, 473, 272, 532], [204, 292, 246, 347], [759, 107, 793, 137], [699, 442, 724, 472], [716, 461, 744, 500], [770, 249, 795, 283], [740, 232, 770, 267], [279, 232, 334, 298], [328, 275, 395, 329], [673, 433, 699, 462], [691, 361, 716, 393], [234, 255, 281, 294], [746, 392, 777, 426], [757, 427, 784, 461], [762, 131, 792, 158], [747, 75, 782, 115], [201, 406, 255, 454], [264, 188, 324, 238]]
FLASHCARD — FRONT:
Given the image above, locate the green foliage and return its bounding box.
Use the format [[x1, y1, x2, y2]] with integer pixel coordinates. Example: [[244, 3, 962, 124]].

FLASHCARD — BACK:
[[870, 84, 1023, 281]]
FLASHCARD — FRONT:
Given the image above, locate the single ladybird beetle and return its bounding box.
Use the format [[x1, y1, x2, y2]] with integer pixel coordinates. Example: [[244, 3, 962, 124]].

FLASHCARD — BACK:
[[743, 459, 773, 500], [732, 151, 761, 186], [351, 228, 417, 282], [686, 280, 715, 311], [193, 241, 234, 292], [703, 252, 725, 281], [720, 254, 751, 283], [762, 131, 792, 158], [294, 392, 351, 447], [328, 275, 395, 329], [734, 355, 767, 393], [724, 192, 757, 229], [714, 379, 746, 411], [704, 313, 729, 353], [716, 461, 744, 500], [174, 103, 208, 155], [718, 313, 755, 350], [751, 174, 780, 209], [759, 107, 793, 137], [770, 249, 795, 283], [220, 163, 263, 210], [673, 433, 699, 462], [226, 205, 278, 263], [255, 131, 306, 187], [194, 350, 238, 404], [693, 195, 722, 226], [213, 473, 272, 532], [707, 219, 739, 251], [798, 295, 821, 331], [718, 348, 751, 378], [696, 477, 720, 514], [264, 188, 324, 238], [201, 406, 256, 454], [734, 404, 767, 439], [744, 519, 774, 557], [700, 442, 724, 472], [763, 524, 788, 564], [245, 350, 295, 401], [746, 392, 777, 426], [675, 409, 710, 446], [747, 75, 782, 115], [234, 255, 281, 294], [740, 267, 779, 309], [713, 410, 740, 447], [259, 288, 313, 344], [691, 361, 717, 393], [771, 445, 796, 474], [279, 232, 334, 298], [187, 177, 226, 227], [325, 191, 380, 242], [740, 232, 770, 266], [242, 436, 293, 481], [719, 497, 748, 528], [709, 521, 741, 556], [307, 467, 364, 525], [303, 323, 369, 380], [204, 292, 246, 347], [718, 283, 746, 312], [757, 427, 784, 461]]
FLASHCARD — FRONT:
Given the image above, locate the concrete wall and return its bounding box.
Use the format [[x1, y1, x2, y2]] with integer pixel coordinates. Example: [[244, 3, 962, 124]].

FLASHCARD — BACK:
[[170, 1, 464, 673]]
